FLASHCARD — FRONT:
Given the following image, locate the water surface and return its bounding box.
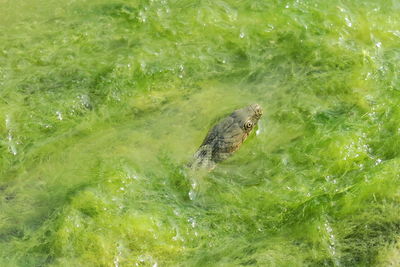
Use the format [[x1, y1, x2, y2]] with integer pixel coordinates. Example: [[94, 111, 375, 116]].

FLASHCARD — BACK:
[[1, 0, 400, 266]]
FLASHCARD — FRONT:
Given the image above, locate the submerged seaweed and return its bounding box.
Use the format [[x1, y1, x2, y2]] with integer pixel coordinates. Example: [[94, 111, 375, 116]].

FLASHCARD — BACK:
[[1, 0, 400, 266]]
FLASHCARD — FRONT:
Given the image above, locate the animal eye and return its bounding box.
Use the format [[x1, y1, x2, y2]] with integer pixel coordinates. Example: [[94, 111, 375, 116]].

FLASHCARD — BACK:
[[244, 121, 253, 129]]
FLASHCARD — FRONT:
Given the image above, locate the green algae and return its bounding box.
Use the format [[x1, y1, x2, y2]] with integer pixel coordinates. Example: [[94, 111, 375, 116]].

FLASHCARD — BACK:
[[1, 0, 400, 266]]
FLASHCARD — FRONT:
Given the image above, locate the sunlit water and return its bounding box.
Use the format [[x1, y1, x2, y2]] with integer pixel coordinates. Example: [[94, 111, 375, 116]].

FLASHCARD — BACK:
[[1, 0, 400, 266]]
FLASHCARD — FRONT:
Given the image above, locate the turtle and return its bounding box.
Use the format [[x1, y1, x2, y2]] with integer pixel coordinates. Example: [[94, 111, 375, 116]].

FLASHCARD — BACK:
[[190, 104, 263, 170]]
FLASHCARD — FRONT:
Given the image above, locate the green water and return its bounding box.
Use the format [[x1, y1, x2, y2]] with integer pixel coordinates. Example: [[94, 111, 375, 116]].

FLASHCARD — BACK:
[[1, 0, 400, 266]]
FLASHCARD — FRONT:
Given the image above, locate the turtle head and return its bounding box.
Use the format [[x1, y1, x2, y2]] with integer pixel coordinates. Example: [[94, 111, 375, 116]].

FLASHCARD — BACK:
[[234, 103, 263, 133]]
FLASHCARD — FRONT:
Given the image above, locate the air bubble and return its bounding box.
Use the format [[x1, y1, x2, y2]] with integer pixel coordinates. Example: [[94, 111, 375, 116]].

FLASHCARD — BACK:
[[188, 190, 196, 200], [345, 17, 352, 27], [56, 111, 63, 120]]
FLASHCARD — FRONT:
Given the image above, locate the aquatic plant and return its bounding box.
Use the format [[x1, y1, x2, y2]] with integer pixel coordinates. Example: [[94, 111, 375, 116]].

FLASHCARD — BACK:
[[1, 0, 400, 266]]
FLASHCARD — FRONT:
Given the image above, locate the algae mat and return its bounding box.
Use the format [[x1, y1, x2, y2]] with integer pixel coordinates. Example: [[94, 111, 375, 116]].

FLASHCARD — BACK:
[[1, 0, 400, 266]]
